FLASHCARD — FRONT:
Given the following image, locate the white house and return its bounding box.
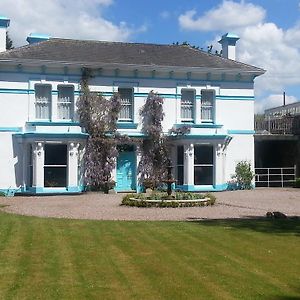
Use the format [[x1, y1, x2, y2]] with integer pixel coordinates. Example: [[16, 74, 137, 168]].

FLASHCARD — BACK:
[[0, 16, 265, 195]]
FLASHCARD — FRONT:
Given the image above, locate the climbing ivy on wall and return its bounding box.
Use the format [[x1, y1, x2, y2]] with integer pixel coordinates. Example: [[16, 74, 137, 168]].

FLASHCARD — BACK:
[[77, 68, 122, 192]]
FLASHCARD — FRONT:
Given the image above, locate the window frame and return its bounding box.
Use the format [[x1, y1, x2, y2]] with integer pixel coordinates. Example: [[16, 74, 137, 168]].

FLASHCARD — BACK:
[[57, 84, 75, 121], [181, 88, 195, 122], [34, 83, 52, 120], [118, 87, 134, 122], [200, 89, 215, 123]]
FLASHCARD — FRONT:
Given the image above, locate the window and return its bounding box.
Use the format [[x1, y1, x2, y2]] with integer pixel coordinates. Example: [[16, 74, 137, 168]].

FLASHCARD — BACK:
[[181, 89, 195, 121], [201, 90, 215, 122], [194, 145, 214, 185], [176, 145, 184, 185], [44, 144, 67, 187], [118, 88, 133, 121], [58, 85, 74, 120], [35, 84, 51, 119]]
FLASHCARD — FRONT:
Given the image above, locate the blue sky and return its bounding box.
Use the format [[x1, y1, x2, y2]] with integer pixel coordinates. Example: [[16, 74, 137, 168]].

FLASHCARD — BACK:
[[1, 0, 300, 112]]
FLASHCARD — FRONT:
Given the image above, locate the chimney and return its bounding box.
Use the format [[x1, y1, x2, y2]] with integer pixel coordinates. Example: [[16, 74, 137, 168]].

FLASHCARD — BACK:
[[26, 33, 50, 44], [0, 16, 10, 52], [218, 33, 240, 60]]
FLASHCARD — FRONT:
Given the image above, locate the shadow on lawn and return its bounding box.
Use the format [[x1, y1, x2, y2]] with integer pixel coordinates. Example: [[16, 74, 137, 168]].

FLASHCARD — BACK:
[[188, 217, 300, 236]]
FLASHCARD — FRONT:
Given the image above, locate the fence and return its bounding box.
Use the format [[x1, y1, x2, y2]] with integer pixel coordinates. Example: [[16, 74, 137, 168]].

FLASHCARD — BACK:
[[254, 115, 300, 135], [255, 166, 296, 187]]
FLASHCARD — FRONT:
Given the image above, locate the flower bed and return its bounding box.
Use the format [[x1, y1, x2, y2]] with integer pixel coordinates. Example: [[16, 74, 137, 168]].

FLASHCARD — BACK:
[[121, 192, 216, 208]]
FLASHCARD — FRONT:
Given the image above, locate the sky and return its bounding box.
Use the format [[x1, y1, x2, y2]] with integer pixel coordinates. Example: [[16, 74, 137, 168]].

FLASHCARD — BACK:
[[1, 0, 300, 113]]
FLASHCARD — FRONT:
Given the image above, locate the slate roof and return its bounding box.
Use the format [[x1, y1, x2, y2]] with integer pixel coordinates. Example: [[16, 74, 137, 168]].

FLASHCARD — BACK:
[[0, 38, 264, 73]]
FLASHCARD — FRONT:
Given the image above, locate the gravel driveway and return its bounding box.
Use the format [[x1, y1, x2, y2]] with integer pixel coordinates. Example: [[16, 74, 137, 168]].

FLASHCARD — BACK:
[[0, 188, 299, 221]]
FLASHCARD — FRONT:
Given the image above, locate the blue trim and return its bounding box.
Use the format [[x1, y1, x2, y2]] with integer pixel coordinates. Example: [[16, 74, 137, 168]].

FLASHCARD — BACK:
[[0, 16, 10, 28], [0, 127, 22, 132], [228, 130, 255, 135], [26, 33, 50, 44], [170, 134, 229, 140], [216, 95, 254, 101], [117, 122, 138, 129], [176, 184, 228, 192], [0, 87, 254, 101], [14, 132, 88, 139], [27, 121, 81, 126], [24, 186, 83, 194], [174, 123, 223, 129]]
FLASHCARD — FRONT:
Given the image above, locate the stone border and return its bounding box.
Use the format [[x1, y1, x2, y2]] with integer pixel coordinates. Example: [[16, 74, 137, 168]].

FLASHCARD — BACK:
[[129, 197, 210, 203]]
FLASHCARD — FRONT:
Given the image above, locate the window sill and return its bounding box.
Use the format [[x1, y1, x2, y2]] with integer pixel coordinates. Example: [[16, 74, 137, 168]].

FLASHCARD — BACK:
[[174, 123, 223, 129], [27, 121, 80, 126], [117, 122, 138, 129]]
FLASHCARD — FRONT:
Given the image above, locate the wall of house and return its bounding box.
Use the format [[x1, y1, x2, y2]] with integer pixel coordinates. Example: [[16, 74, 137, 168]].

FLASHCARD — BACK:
[[0, 68, 256, 193]]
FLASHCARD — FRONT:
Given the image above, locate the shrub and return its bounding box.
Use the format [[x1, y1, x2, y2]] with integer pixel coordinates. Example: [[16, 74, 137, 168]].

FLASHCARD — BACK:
[[231, 161, 254, 190], [294, 178, 300, 188], [0, 192, 5, 197]]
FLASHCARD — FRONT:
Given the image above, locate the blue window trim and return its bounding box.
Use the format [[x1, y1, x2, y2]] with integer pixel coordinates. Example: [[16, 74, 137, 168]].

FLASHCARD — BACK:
[[174, 123, 223, 129], [0, 127, 22, 132], [26, 121, 81, 126], [117, 122, 138, 129], [227, 130, 255, 135], [14, 132, 88, 139], [169, 134, 229, 140]]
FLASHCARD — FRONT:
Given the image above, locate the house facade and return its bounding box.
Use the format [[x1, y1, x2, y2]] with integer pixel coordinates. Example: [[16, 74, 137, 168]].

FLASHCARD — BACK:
[[0, 16, 265, 195]]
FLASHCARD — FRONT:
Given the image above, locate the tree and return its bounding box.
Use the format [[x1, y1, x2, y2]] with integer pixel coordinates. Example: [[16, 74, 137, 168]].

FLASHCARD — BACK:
[[138, 91, 170, 188], [6, 32, 14, 50], [77, 68, 122, 192]]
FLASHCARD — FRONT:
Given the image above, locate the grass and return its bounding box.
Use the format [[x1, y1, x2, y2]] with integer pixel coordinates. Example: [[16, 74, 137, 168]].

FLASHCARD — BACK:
[[0, 212, 299, 300]]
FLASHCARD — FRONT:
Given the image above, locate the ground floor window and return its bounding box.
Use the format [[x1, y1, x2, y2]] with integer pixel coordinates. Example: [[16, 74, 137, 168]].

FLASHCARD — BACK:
[[44, 144, 67, 187], [194, 145, 214, 185], [176, 145, 184, 185]]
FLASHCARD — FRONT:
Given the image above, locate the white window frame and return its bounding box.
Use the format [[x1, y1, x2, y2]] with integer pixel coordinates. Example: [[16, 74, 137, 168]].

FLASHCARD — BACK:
[[35, 84, 52, 120], [200, 89, 215, 123], [118, 87, 134, 122], [181, 89, 195, 122], [57, 85, 74, 121]]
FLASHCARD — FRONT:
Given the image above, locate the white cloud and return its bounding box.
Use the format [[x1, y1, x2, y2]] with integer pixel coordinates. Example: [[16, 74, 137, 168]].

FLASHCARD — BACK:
[[0, 0, 143, 46], [179, 1, 265, 32], [160, 11, 171, 20], [178, 0, 300, 111], [255, 94, 298, 114]]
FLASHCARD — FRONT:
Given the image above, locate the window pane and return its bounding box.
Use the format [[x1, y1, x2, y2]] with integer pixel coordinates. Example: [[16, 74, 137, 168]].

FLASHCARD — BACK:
[[201, 90, 214, 121], [119, 88, 133, 120], [177, 166, 184, 185], [177, 145, 184, 165], [181, 90, 194, 120], [194, 145, 213, 165], [44, 144, 67, 165], [58, 86, 74, 120], [35, 84, 51, 119], [194, 166, 213, 185], [44, 167, 67, 187]]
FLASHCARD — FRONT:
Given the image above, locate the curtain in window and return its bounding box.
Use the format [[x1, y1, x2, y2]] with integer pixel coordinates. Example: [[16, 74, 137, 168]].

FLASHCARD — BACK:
[[181, 90, 194, 121], [35, 85, 51, 119], [119, 88, 133, 120], [201, 90, 214, 121], [58, 86, 74, 120]]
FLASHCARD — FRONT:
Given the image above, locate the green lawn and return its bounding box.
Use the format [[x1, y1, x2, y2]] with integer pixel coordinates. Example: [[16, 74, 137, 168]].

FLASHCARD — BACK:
[[0, 212, 299, 300]]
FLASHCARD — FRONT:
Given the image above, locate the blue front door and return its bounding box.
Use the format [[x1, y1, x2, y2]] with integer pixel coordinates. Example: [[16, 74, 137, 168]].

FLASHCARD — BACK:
[[116, 151, 136, 191]]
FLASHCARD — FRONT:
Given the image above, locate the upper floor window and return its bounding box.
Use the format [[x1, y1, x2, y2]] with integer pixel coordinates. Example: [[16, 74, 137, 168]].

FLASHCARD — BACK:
[[118, 88, 133, 121], [35, 84, 51, 120], [201, 90, 215, 122], [58, 85, 74, 120], [181, 89, 195, 122]]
